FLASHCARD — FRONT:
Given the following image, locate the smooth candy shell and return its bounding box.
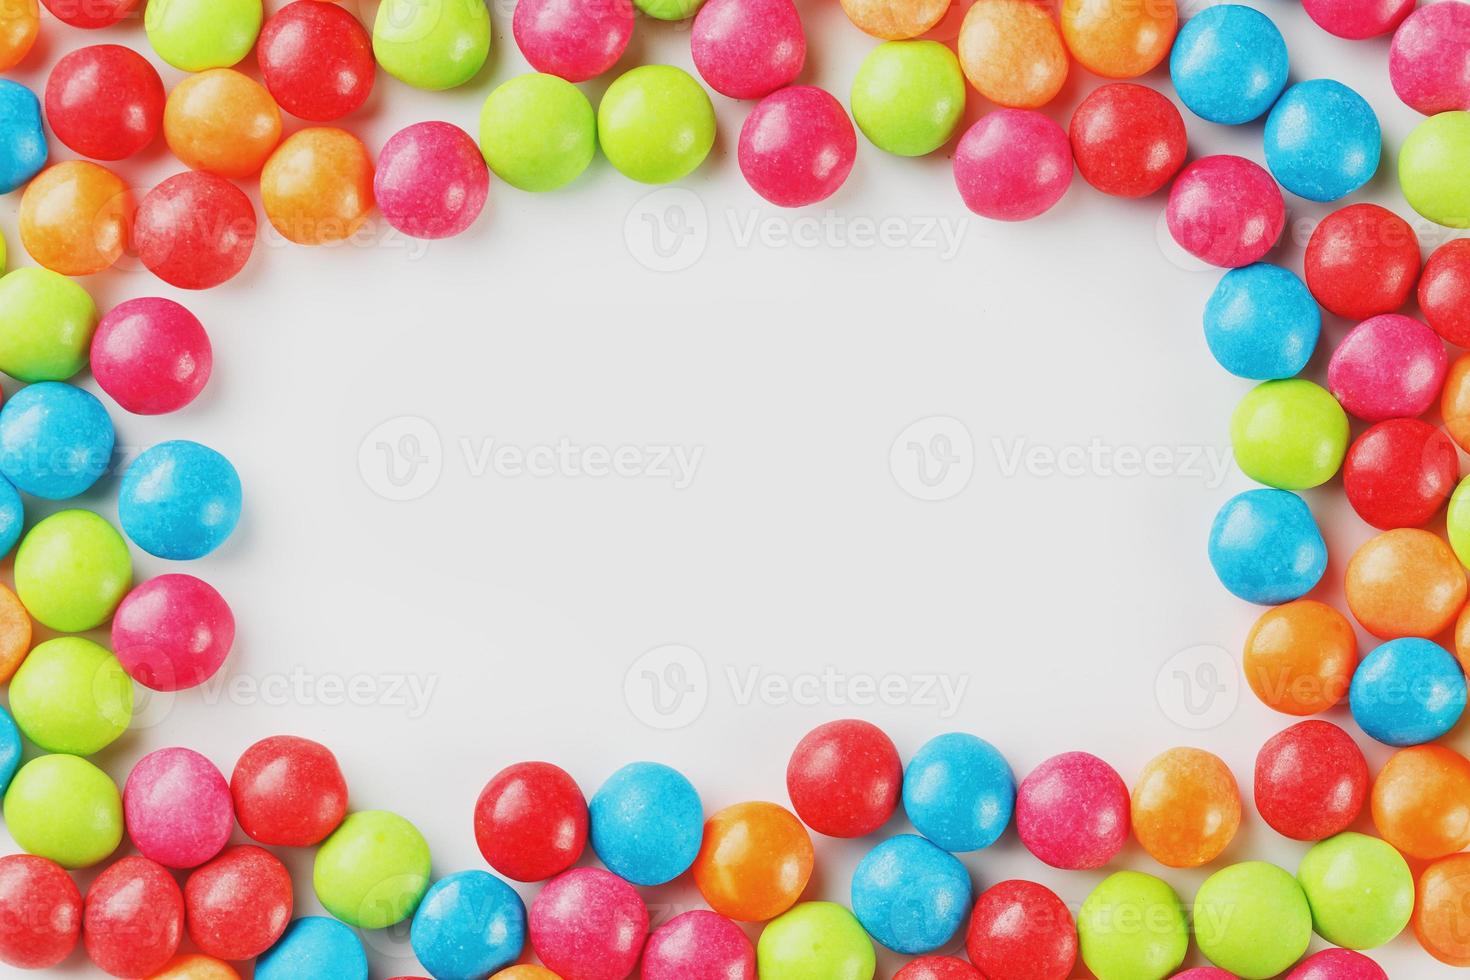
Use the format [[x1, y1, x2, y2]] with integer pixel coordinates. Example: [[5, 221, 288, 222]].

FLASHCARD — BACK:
[[1167, 155, 1284, 268], [1204, 263, 1319, 379], [529, 868, 647, 980], [0, 855, 81, 969], [410, 870, 526, 979], [1450, 475, 1470, 566], [1400, 111, 1470, 228], [0, 79, 45, 194], [134, 171, 257, 289], [41, 0, 136, 29], [19, 161, 132, 277], [375, 121, 489, 240], [1208, 489, 1327, 604], [164, 69, 282, 180], [231, 735, 349, 847], [1077, 871, 1188, 980], [45, 44, 165, 161], [1230, 379, 1349, 490], [1416, 853, 1470, 966], [0, 381, 115, 499], [1269, 78, 1384, 199], [1422, 238, 1470, 346], [642, 910, 756, 980], [1346, 528, 1466, 639], [92, 297, 213, 416], [1391, 3, 1470, 116], [589, 761, 703, 886], [1286, 948, 1388, 979], [692, 0, 805, 100], [1305, 204, 1421, 321], [0, 483, 18, 561], [692, 801, 814, 922], [0, 706, 18, 796], [260, 127, 375, 245], [1016, 751, 1129, 870], [0, 267, 95, 384], [1069, 82, 1186, 198], [113, 575, 234, 691], [83, 856, 184, 978], [146, 0, 262, 71], [0, 0, 38, 71], [474, 761, 588, 882], [257, 1, 374, 122], [851, 41, 965, 158], [255, 917, 368, 980], [185, 846, 293, 961], [1344, 420, 1458, 530], [515, 0, 633, 83], [1329, 314, 1447, 422], [1350, 637, 1467, 746], [840, 0, 948, 39], [1131, 747, 1241, 868], [598, 65, 716, 184], [850, 835, 971, 954], [958, 0, 1068, 110], [966, 879, 1077, 980], [1298, 833, 1413, 950], [1059, 0, 1177, 79], [313, 810, 431, 929], [13, 510, 132, 633], [953, 109, 1072, 221], [894, 957, 983, 980], [756, 902, 876, 980], [1193, 862, 1311, 978], [4, 756, 122, 869], [479, 73, 597, 193], [1170, 4, 1288, 124], [1304, 0, 1413, 39], [9, 637, 132, 756], [119, 440, 243, 560], [1254, 720, 1368, 841], [1373, 745, 1470, 860], [125, 747, 234, 869], [373, 0, 491, 91], [1244, 601, 1357, 715], [635, 0, 703, 20], [902, 732, 1015, 852], [738, 86, 855, 208], [786, 719, 901, 839]]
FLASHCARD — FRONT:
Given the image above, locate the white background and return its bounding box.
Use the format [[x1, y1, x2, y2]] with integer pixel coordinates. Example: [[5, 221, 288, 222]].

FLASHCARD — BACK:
[[2, 0, 1468, 975]]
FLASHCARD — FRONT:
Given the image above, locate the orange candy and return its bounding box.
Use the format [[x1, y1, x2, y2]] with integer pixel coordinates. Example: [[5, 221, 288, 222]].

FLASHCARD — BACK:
[[490, 969, 562, 980], [840, 0, 952, 39], [18, 161, 133, 277], [1131, 747, 1241, 868], [1346, 528, 1467, 640], [165, 69, 283, 180], [1457, 602, 1470, 673], [148, 954, 241, 980], [1243, 599, 1358, 715], [692, 801, 814, 922], [0, 584, 32, 684], [1059, 0, 1177, 79], [958, 0, 1069, 109], [260, 127, 375, 246], [1416, 853, 1470, 967], [1373, 745, 1470, 860], [0, 0, 38, 72], [1444, 353, 1470, 453]]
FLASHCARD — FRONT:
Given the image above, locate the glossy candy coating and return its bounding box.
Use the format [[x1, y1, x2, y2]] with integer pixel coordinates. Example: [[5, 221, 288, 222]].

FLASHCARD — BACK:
[[1204, 264, 1318, 379], [125, 747, 233, 869], [255, 917, 368, 980], [1077, 871, 1188, 980], [232, 735, 349, 846], [19, 161, 132, 276], [113, 574, 233, 691], [0, 0, 37, 71], [1345, 420, 1458, 530], [0, 381, 114, 499], [119, 440, 243, 560], [529, 868, 646, 980], [135, 171, 257, 289], [643, 910, 756, 980], [1416, 853, 1470, 966], [1372, 745, 1470, 860], [490, 969, 561, 980], [14, 510, 131, 633], [1132, 747, 1240, 868], [840, 0, 948, 39], [164, 69, 282, 179], [0, 485, 18, 561], [1255, 720, 1368, 841], [258, 1, 373, 121], [1170, 5, 1287, 124], [84, 856, 183, 977], [0, 707, 18, 796], [1167, 155, 1284, 268], [1346, 529, 1465, 639], [1298, 833, 1413, 949], [0, 80, 45, 194], [851, 834, 971, 953], [4, 756, 121, 869], [373, 0, 491, 91], [1193, 862, 1312, 979], [757, 902, 876, 980], [851, 41, 965, 157], [894, 957, 982, 980], [1231, 380, 1349, 490], [1422, 238, 1470, 346], [0, 268, 96, 383], [1450, 475, 1470, 565], [786, 719, 901, 839], [474, 761, 588, 882], [1350, 638, 1467, 746], [693, 801, 814, 921], [1069, 83, 1186, 198], [516, 0, 632, 83], [589, 761, 702, 886], [635, 0, 702, 20], [92, 298, 213, 416], [957, 0, 1067, 109], [9, 637, 131, 755], [151, 954, 243, 979], [146, 0, 261, 71], [1304, 0, 1412, 38], [967, 880, 1076, 980], [1266, 81, 1381, 199], [1059, 0, 1177, 79], [1391, 3, 1470, 116], [1305, 204, 1421, 320], [1016, 751, 1129, 869], [1399, 111, 1470, 228], [1208, 490, 1327, 604], [261, 127, 374, 245], [953, 109, 1072, 221], [1330, 315, 1447, 422], [0, 855, 81, 969], [375, 121, 488, 240], [479, 73, 597, 192], [739, 86, 855, 208], [902, 732, 1015, 852], [42, 0, 137, 29], [692, 0, 804, 100], [598, 65, 716, 184], [46, 45, 164, 161], [185, 845, 292, 960], [1286, 948, 1388, 979], [314, 810, 431, 929], [411, 870, 526, 978]]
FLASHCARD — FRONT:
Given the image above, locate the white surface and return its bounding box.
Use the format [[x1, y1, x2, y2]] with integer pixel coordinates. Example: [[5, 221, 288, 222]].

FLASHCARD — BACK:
[[2, 0, 1467, 975]]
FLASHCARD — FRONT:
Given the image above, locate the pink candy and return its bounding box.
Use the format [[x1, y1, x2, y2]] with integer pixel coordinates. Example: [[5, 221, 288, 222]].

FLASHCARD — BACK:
[[112, 574, 235, 692], [1286, 948, 1389, 979], [529, 868, 648, 980], [1303, 0, 1414, 39], [954, 109, 1073, 221], [642, 910, 756, 980], [124, 747, 235, 870], [1171, 971, 1236, 980], [738, 86, 856, 208], [1167, 155, 1285, 268], [374, 122, 489, 240], [514, 0, 633, 83], [1016, 751, 1130, 870], [90, 298, 213, 416], [1390, 2, 1470, 116], [692, 0, 806, 100], [1328, 314, 1448, 422]]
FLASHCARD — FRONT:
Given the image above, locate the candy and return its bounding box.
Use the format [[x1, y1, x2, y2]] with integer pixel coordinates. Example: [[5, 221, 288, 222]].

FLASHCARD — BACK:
[[589, 761, 703, 886], [151, 954, 243, 979], [19, 161, 132, 276], [1255, 720, 1368, 841], [1304, 204, 1421, 320], [515, 0, 633, 83], [255, 917, 368, 980], [1193, 862, 1312, 978], [0, 80, 45, 194], [957, 0, 1067, 109], [478, 73, 597, 192], [1400, 112, 1470, 228], [902, 732, 1014, 852], [1303, 0, 1413, 38], [851, 834, 971, 953], [1298, 833, 1413, 949], [643, 910, 756, 980], [1059, 0, 1177, 79], [1286, 948, 1388, 979], [786, 718, 901, 839], [1244, 601, 1357, 714], [491, 968, 561, 980], [119, 440, 243, 560], [313, 810, 431, 929], [1266, 79, 1381, 201], [260, 127, 375, 245], [84, 856, 183, 977], [756, 902, 876, 980], [1372, 744, 1470, 860], [231, 735, 349, 846], [1328, 315, 1447, 422], [0, 0, 37, 71], [146, 0, 261, 71], [1016, 751, 1129, 869], [529, 868, 646, 980], [1391, 3, 1470, 116], [693, 801, 813, 921], [1170, 4, 1288, 124], [636, 0, 702, 19], [0, 381, 114, 499], [1230, 380, 1349, 490], [125, 747, 233, 869], [113, 574, 233, 692], [1132, 747, 1240, 868], [134, 171, 258, 289], [894, 957, 983, 980], [0, 855, 81, 969], [185, 845, 292, 960], [1450, 476, 1470, 565], [41, 0, 135, 28], [1203, 264, 1319, 380], [1346, 420, 1457, 531], [0, 485, 18, 560], [1422, 238, 1470, 346], [1069, 83, 1187, 198], [851, 41, 965, 157], [840, 0, 948, 39], [92, 298, 213, 416], [374, 121, 489, 240], [1166, 156, 1284, 268], [1077, 871, 1188, 980], [1416, 853, 1470, 966], [474, 761, 588, 882], [373, 0, 491, 91], [599, 65, 716, 184], [1346, 529, 1465, 639], [0, 707, 17, 795], [4, 756, 121, 869], [14, 511, 131, 633], [45, 44, 164, 161], [411, 870, 526, 978], [164, 69, 282, 179], [9, 637, 131, 755], [692, 0, 805, 100], [967, 880, 1076, 980], [738, 86, 856, 208], [258, 1, 374, 121], [1208, 490, 1327, 604], [1350, 638, 1467, 745], [953, 110, 1072, 221]]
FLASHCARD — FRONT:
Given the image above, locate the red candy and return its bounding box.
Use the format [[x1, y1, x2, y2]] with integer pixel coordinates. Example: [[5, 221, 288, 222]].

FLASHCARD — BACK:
[[1343, 419, 1459, 530], [1421, 238, 1470, 348], [0, 855, 82, 969], [83, 856, 184, 978], [894, 956, 984, 980], [45, 44, 164, 160], [134, 172, 257, 290], [185, 845, 293, 961], [967, 879, 1078, 980], [231, 735, 350, 847], [1069, 82, 1188, 198], [258, 1, 375, 122], [738, 86, 856, 209], [529, 868, 647, 980], [40, 0, 137, 29], [786, 719, 901, 838], [513, 0, 634, 83], [692, 0, 807, 100], [1254, 720, 1369, 841], [92, 299, 214, 417], [1305, 204, 1421, 321], [1015, 751, 1130, 870], [1286, 948, 1388, 979], [113, 573, 233, 691], [474, 761, 588, 882]]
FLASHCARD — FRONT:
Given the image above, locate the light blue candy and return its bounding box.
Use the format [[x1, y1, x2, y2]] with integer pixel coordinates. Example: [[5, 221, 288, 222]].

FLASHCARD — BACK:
[[1265, 80, 1381, 202], [851, 833, 972, 954], [0, 475, 21, 557], [589, 761, 703, 886], [1171, 5, 1289, 125], [1204, 264, 1320, 380], [0, 80, 46, 195], [902, 733, 1014, 853], [0, 382, 114, 500], [410, 870, 526, 980], [1208, 489, 1326, 604], [1350, 638, 1467, 747], [119, 439, 241, 559], [0, 705, 21, 797], [257, 917, 368, 980]]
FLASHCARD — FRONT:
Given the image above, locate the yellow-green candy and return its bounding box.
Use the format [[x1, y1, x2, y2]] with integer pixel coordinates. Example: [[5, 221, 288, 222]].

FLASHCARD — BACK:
[[1193, 862, 1312, 979], [634, 0, 705, 20], [314, 810, 432, 929], [1447, 474, 1470, 568], [757, 902, 876, 980], [1298, 833, 1413, 950], [4, 755, 123, 869], [10, 638, 133, 756], [1400, 112, 1470, 229], [1231, 379, 1349, 490], [851, 41, 966, 157], [374, 0, 491, 91], [599, 65, 716, 185], [146, 0, 263, 71], [1078, 871, 1188, 980], [14, 510, 132, 633], [0, 267, 98, 383], [480, 73, 597, 192]]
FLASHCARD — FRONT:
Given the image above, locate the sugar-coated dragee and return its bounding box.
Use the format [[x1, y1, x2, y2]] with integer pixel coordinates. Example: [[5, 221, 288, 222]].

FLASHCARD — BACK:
[[786, 718, 901, 838], [164, 69, 282, 179], [758, 902, 876, 980], [19, 160, 131, 276], [3, 755, 121, 869], [1193, 862, 1312, 979], [1208, 489, 1328, 604], [123, 746, 234, 869], [119, 439, 243, 560], [1078, 871, 1188, 980], [851, 834, 972, 953], [1265, 80, 1381, 202], [45, 44, 163, 160], [185, 845, 293, 962], [0, 855, 81, 969], [903, 732, 1015, 852], [152, 954, 243, 979], [894, 956, 983, 980], [135, 171, 258, 289], [373, 0, 491, 91], [1344, 419, 1458, 530], [529, 868, 647, 980], [851, 40, 966, 158], [1069, 83, 1187, 198], [9, 637, 131, 755], [1400, 111, 1470, 228], [953, 109, 1073, 221], [1371, 744, 1470, 860], [83, 855, 184, 977], [1203, 264, 1319, 380], [474, 760, 588, 882], [257, 1, 374, 122], [738, 86, 856, 208], [91, 297, 213, 415], [958, 0, 1067, 109], [598, 65, 716, 184], [1131, 747, 1241, 868], [313, 810, 431, 930], [410, 869, 525, 979], [260, 127, 375, 245], [1328, 314, 1447, 422], [1390, 2, 1470, 115], [840, 0, 948, 40], [1016, 751, 1130, 870], [966, 879, 1077, 980], [255, 917, 368, 980], [515, 0, 633, 84], [13, 510, 131, 633], [589, 761, 703, 886], [1298, 833, 1414, 950], [1346, 528, 1465, 639], [1303, 0, 1413, 39], [0, 79, 43, 194], [145, 0, 262, 72], [42, 0, 136, 30], [230, 735, 349, 847], [692, 0, 805, 100], [1254, 720, 1368, 841], [643, 910, 757, 980], [0, 0, 37, 72], [479, 72, 597, 193], [1288, 948, 1390, 979], [1416, 853, 1470, 967], [1422, 238, 1470, 346], [692, 801, 814, 921], [1170, 4, 1288, 125], [1167, 155, 1285, 268], [1304, 204, 1421, 321], [375, 121, 489, 240], [1230, 379, 1349, 491], [1350, 637, 1467, 745], [0, 381, 114, 499]]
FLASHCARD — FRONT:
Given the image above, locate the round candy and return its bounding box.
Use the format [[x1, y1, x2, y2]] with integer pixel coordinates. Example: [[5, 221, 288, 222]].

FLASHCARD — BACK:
[[19, 161, 132, 276], [1331, 315, 1447, 424], [0, 486, 18, 561], [255, 917, 368, 980], [1350, 637, 1467, 746], [1077, 871, 1188, 980], [0, 855, 81, 969], [589, 761, 702, 886], [261, 127, 375, 245], [0, 80, 44, 194], [9, 637, 131, 755], [134, 171, 257, 289], [0, 381, 114, 499], [152, 954, 243, 979], [953, 109, 1072, 221], [1132, 747, 1241, 868], [840, 0, 947, 39], [0, 0, 37, 72], [1344, 420, 1458, 530], [786, 718, 901, 839], [1170, 4, 1288, 124], [957, 0, 1067, 109], [41, 0, 136, 28], [13, 510, 132, 633], [1059, 0, 1177, 79], [373, 0, 491, 91], [851, 834, 971, 954], [491, 969, 560, 980], [4, 756, 121, 869], [757, 902, 875, 980], [1286, 948, 1388, 979], [1416, 853, 1470, 966], [113, 575, 234, 691], [125, 747, 233, 869], [375, 121, 489, 239], [894, 957, 983, 980], [1449, 475, 1470, 565], [693, 801, 813, 922], [258, 1, 373, 121], [185, 845, 292, 960], [232, 735, 348, 847], [1422, 238, 1470, 346], [738, 86, 856, 208], [164, 69, 282, 179], [1166, 155, 1285, 268], [851, 41, 965, 157], [1172, 970, 1236, 979], [84, 856, 183, 977], [635, 0, 702, 20], [314, 810, 431, 929], [692, 0, 804, 100], [1255, 720, 1368, 841], [529, 868, 646, 980], [0, 706, 18, 796], [598, 65, 716, 184], [478, 73, 597, 192], [1373, 744, 1470, 860], [643, 910, 756, 980], [1346, 529, 1465, 639], [1298, 833, 1413, 950], [146, 0, 261, 71], [1193, 862, 1312, 978], [119, 440, 243, 560], [45, 44, 164, 160], [1303, 0, 1413, 38], [1244, 601, 1357, 715], [411, 870, 526, 978], [0, 268, 96, 383], [1231, 379, 1349, 490], [966, 879, 1077, 980], [1204, 263, 1319, 379], [515, 0, 632, 83], [1400, 111, 1470, 228], [902, 732, 1015, 852], [1016, 751, 1129, 870], [1208, 489, 1327, 604], [1069, 82, 1187, 198], [92, 298, 213, 416], [474, 761, 588, 882], [1305, 204, 1421, 320], [1391, 3, 1470, 116]]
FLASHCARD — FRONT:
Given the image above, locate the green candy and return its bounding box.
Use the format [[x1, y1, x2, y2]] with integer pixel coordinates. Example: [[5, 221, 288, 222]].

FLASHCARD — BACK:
[[9, 638, 132, 756], [0, 267, 98, 383], [598, 65, 716, 185], [757, 902, 876, 980], [1298, 832, 1413, 950], [1193, 862, 1312, 979], [1230, 379, 1349, 490], [0, 228, 7, 273], [480, 74, 598, 192], [1400, 112, 1470, 229], [14, 510, 132, 633], [314, 810, 432, 929], [4, 755, 123, 869], [145, 0, 262, 71], [1078, 871, 1188, 980], [374, 0, 491, 91], [634, 0, 705, 20], [851, 41, 966, 157], [1447, 475, 1470, 568]]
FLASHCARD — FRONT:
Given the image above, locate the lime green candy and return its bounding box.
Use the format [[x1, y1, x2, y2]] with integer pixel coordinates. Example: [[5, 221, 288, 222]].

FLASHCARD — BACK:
[[851, 41, 966, 157], [374, 0, 491, 91], [1400, 112, 1470, 229], [14, 510, 132, 633], [480, 74, 597, 192], [10, 638, 133, 756], [1231, 379, 1349, 490], [0, 228, 7, 273], [1078, 871, 1188, 980], [0, 267, 98, 383], [145, 0, 262, 71], [1298, 832, 1413, 950], [4, 755, 123, 869], [314, 810, 432, 929], [634, 0, 705, 20], [757, 902, 876, 980], [1447, 475, 1470, 568], [598, 65, 716, 185], [1193, 862, 1312, 979]]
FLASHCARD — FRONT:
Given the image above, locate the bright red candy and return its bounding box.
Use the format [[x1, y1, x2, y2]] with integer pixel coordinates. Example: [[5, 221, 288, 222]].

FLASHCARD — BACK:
[[1305, 204, 1421, 321], [1421, 238, 1470, 348], [1344, 419, 1459, 530], [894, 955, 984, 980], [231, 735, 350, 847], [475, 762, 588, 882], [738, 86, 856, 209], [1069, 82, 1187, 198], [967, 879, 1078, 980], [0, 855, 82, 969], [45, 44, 164, 161], [83, 856, 184, 978], [258, 1, 375, 122], [40, 0, 138, 29], [185, 845, 293, 961], [1254, 720, 1369, 841], [134, 172, 257, 290], [513, 0, 634, 83], [786, 719, 902, 838]]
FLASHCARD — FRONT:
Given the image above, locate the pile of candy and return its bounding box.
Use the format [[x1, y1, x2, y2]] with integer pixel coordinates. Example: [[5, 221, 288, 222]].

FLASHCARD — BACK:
[[0, 0, 1468, 976]]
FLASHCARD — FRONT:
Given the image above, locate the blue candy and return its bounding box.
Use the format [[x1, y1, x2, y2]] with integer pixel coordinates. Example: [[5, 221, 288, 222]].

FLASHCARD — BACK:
[[1204, 264, 1321, 380], [118, 439, 242, 559], [257, 917, 368, 980], [589, 761, 703, 886], [1208, 489, 1326, 604], [0, 475, 21, 557], [1265, 80, 1381, 202], [410, 870, 526, 980], [1170, 4, 1289, 125], [0, 80, 46, 195], [902, 732, 1014, 853], [1350, 638, 1467, 747], [850, 833, 972, 954], [0, 705, 21, 797], [0, 382, 114, 500]]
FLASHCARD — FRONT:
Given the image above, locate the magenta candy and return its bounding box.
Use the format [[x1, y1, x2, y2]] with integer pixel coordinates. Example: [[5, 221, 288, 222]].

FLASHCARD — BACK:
[[374, 121, 489, 240], [1328, 314, 1448, 422], [112, 574, 235, 691], [737, 86, 855, 208], [529, 868, 648, 980], [1286, 948, 1388, 979], [954, 109, 1073, 221], [1016, 751, 1130, 870], [91, 298, 213, 416], [1171, 971, 1236, 979], [1304, 0, 1414, 39], [513, 0, 633, 83], [692, 0, 806, 100], [124, 747, 234, 870], [1390, 3, 1470, 116], [1167, 155, 1285, 268], [642, 909, 756, 980]]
